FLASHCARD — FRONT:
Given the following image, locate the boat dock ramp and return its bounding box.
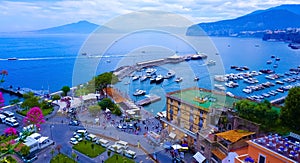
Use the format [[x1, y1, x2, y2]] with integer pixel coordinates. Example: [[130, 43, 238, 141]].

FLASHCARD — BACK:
[[135, 94, 161, 106]]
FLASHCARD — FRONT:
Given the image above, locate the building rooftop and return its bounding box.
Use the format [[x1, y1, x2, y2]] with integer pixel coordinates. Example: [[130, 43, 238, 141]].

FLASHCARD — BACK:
[[212, 148, 227, 160], [250, 133, 300, 163], [216, 130, 255, 143], [167, 87, 239, 111]]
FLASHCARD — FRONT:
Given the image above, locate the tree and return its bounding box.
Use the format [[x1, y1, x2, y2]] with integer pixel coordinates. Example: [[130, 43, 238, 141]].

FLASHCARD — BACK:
[[71, 152, 77, 163], [107, 150, 111, 157], [0, 92, 4, 107], [88, 105, 101, 117], [94, 72, 118, 94], [51, 94, 61, 102], [21, 92, 40, 110], [281, 87, 300, 131], [4, 127, 18, 136], [98, 98, 114, 110], [55, 144, 62, 154], [20, 145, 30, 156], [23, 107, 45, 130], [0, 70, 8, 84], [61, 86, 70, 96]]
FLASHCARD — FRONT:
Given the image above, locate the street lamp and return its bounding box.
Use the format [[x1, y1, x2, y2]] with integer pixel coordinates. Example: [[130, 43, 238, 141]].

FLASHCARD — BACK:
[[50, 124, 54, 140]]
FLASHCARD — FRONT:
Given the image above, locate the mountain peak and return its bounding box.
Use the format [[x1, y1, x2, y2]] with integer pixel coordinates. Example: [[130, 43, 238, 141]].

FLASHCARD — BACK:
[[34, 20, 99, 34]]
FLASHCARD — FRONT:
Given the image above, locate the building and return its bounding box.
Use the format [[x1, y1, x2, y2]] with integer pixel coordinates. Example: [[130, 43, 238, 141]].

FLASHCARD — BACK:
[[161, 87, 240, 148], [235, 133, 300, 163]]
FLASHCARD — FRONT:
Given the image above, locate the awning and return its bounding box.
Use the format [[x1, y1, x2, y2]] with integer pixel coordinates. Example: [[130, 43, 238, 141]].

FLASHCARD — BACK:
[[193, 152, 206, 163], [169, 132, 176, 139], [172, 144, 182, 150]]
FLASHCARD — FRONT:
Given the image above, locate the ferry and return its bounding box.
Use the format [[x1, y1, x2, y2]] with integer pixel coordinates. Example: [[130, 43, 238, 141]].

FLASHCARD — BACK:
[[133, 89, 146, 96], [7, 57, 18, 60]]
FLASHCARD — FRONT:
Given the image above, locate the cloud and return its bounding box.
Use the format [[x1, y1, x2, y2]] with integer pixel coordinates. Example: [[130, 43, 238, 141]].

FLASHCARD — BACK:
[[0, 0, 300, 32]]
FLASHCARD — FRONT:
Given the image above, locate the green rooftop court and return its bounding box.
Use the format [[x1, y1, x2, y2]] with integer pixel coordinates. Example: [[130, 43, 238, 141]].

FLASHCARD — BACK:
[[168, 87, 239, 111], [168, 87, 281, 113]]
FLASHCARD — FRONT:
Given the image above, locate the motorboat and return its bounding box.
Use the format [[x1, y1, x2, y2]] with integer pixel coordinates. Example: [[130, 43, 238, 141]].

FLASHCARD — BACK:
[[164, 70, 175, 79], [243, 88, 252, 94], [132, 75, 139, 81], [206, 60, 216, 66], [145, 68, 157, 76], [225, 81, 239, 88], [175, 77, 183, 83], [276, 57, 280, 61], [133, 89, 146, 96], [275, 80, 284, 85], [140, 75, 148, 82], [266, 60, 272, 64], [226, 92, 235, 97], [214, 84, 226, 91], [194, 77, 200, 81], [155, 75, 164, 84]]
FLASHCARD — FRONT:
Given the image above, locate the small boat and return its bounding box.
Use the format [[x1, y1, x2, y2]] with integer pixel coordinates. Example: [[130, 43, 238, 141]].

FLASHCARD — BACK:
[[7, 57, 18, 60], [266, 60, 272, 64], [140, 75, 148, 82], [275, 80, 284, 85], [214, 84, 226, 91], [132, 75, 139, 81], [271, 55, 275, 58], [81, 52, 87, 56], [231, 65, 238, 69], [226, 92, 235, 97], [133, 89, 146, 96], [155, 75, 164, 84], [275, 57, 280, 61], [164, 70, 175, 79], [276, 88, 284, 93], [273, 64, 278, 68], [106, 60, 111, 63], [243, 88, 252, 94], [150, 76, 156, 84], [194, 77, 200, 81], [184, 56, 191, 61], [175, 77, 183, 83], [206, 60, 216, 66], [242, 66, 249, 71]]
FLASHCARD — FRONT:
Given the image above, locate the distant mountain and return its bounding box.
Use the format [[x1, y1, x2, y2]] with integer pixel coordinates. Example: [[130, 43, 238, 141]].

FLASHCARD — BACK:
[[187, 4, 300, 36], [33, 20, 100, 34]]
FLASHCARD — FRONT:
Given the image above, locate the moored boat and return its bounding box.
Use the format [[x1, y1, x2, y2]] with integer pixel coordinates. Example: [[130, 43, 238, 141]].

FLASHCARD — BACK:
[[155, 75, 164, 84], [133, 89, 146, 96], [7, 57, 18, 60], [175, 77, 183, 83], [164, 70, 175, 79]]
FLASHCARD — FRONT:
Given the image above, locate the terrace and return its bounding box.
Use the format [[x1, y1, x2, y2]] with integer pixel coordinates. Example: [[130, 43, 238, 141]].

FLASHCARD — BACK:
[[251, 134, 300, 162]]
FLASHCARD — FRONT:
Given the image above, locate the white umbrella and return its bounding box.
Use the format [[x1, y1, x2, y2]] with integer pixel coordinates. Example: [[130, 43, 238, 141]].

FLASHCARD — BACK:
[[172, 144, 182, 150]]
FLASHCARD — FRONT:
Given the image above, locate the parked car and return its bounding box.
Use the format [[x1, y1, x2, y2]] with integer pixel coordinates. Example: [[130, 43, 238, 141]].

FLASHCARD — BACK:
[[2, 111, 15, 118], [22, 153, 38, 163], [73, 129, 88, 137], [5, 117, 19, 127], [69, 120, 79, 126], [70, 138, 79, 145], [85, 134, 97, 142], [108, 144, 124, 154], [123, 149, 137, 159], [122, 124, 128, 129], [73, 134, 83, 142]]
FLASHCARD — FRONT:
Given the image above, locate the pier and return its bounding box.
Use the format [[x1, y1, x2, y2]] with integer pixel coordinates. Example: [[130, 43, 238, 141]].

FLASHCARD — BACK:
[[113, 54, 204, 80], [135, 94, 161, 106], [0, 88, 23, 97]]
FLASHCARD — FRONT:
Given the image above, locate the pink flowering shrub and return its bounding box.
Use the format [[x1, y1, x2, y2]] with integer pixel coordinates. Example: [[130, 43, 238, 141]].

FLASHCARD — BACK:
[[4, 127, 18, 136], [0, 92, 4, 107], [23, 107, 45, 129]]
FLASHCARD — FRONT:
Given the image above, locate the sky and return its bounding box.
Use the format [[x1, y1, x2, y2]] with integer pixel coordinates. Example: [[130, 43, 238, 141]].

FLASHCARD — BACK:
[[0, 0, 300, 32]]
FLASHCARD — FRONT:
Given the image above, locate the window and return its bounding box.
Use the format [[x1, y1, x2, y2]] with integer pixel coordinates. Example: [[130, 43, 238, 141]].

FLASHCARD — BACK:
[[258, 154, 266, 163]]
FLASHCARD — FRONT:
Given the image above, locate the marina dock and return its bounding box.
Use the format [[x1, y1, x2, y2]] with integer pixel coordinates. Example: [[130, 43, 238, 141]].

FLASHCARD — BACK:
[[135, 94, 161, 106]]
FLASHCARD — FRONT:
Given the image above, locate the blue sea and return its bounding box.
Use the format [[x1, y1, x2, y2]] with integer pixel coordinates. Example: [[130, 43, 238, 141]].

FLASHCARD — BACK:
[[0, 32, 299, 113]]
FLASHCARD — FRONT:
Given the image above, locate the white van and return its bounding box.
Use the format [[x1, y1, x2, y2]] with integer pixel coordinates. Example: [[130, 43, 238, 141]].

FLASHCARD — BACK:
[[123, 150, 137, 159], [74, 129, 88, 137], [5, 117, 19, 127], [108, 144, 124, 154], [115, 140, 128, 149], [96, 138, 110, 147], [85, 134, 97, 142]]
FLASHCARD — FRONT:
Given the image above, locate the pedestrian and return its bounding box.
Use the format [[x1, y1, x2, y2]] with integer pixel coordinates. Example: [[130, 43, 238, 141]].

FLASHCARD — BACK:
[[77, 155, 79, 161]]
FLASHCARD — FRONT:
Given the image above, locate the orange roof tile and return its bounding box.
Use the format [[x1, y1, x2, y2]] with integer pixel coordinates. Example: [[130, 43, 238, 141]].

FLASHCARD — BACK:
[[216, 130, 255, 143], [212, 148, 227, 160]]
